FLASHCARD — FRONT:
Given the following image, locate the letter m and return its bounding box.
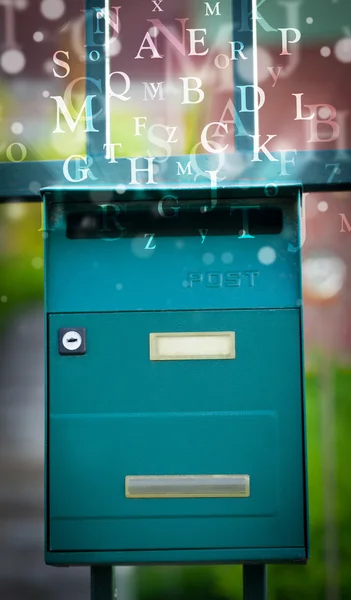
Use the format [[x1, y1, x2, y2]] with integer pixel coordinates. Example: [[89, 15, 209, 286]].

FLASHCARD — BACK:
[[339, 213, 351, 233], [177, 161, 192, 176], [51, 95, 99, 133], [143, 81, 165, 101], [205, 2, 221, 16]]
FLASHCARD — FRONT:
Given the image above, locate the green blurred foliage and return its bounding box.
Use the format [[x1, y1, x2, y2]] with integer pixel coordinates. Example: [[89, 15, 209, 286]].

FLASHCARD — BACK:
[[0, 84, 87, 162], [0, 203, 43, 328]]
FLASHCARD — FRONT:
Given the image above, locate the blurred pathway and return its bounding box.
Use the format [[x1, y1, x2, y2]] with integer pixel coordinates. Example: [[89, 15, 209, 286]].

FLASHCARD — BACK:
[[0, 306, 90, 600]]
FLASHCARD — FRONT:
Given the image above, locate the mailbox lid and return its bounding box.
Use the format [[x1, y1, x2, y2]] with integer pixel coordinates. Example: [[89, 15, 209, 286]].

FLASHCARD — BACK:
[[47, 309, 307, 554], [44, 191, 302, 313]]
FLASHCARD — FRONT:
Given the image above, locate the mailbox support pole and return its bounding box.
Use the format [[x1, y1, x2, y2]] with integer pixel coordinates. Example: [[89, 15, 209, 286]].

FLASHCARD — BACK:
[[243, 564, 267, 600], [91, 566, 116, 600]]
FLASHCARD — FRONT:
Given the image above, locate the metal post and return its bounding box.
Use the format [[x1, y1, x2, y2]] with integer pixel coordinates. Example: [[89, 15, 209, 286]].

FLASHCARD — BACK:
[[243, 564, 267, 600], [91, 566, 116, 600], [320, 354, 339, 600]]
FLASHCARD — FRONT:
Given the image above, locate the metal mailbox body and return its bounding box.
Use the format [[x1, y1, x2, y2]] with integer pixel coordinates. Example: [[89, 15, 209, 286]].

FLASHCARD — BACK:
[[44, 185, 309, 566]]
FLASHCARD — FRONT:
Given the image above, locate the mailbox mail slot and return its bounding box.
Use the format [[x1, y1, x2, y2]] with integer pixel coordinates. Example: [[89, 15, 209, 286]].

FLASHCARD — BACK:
[[44, 186, 308, 566], [125, 475, 250, 498]]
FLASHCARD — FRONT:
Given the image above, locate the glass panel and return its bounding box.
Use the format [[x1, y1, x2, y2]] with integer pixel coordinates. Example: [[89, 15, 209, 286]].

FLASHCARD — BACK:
[[107, 0, 255, 159], [257, 0, 351, 155]]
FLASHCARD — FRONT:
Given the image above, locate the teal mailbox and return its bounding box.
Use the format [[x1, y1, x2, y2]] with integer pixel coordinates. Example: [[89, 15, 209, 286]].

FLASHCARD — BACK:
[[44, 184, 308, 567]]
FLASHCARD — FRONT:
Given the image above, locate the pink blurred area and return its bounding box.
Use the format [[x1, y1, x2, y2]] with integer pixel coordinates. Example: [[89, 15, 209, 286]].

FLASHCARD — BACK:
[[302, 193, 351, 361], [259, 47, 351, 152]]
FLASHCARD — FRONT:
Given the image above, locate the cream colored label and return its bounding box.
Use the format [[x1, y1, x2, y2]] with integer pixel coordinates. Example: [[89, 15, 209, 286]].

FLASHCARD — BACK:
[[150, 331, 235, 361], [125, 475, 250, 498]]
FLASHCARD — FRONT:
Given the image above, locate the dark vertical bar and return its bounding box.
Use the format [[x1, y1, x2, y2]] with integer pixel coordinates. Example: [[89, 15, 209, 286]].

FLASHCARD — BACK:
[[243, 564, 267, 600], [232, 0, 255, 151], [91, 566, 116, 600], [85, 0, 107, 158]]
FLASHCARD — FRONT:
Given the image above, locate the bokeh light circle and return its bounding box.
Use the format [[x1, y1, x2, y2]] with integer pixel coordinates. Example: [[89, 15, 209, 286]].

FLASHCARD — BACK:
[[221, 252, 234, 264], [334, 37, 351, 63], [318, 201, 328, 212], [202, 253, 215, 265], [320, 46, 331, 58], [11, 122, 24, 135], [0, 49, 26, 74], [41, 0, 65, 20], [258, 246, 276, 265], [303, 252, 347, 302], [33, 31, 44, 42]]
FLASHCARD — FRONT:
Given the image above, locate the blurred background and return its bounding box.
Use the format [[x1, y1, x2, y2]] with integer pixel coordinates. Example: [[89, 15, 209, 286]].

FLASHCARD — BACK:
[[1, 0, 351, 599]]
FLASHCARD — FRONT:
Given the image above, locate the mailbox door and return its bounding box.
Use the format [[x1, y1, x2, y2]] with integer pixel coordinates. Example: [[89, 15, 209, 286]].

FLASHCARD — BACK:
[[48, 309, 306, 554]]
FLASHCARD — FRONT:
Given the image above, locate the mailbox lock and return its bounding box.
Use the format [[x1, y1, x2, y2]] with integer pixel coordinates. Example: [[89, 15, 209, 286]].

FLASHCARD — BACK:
[[58, 328, 86, 355]]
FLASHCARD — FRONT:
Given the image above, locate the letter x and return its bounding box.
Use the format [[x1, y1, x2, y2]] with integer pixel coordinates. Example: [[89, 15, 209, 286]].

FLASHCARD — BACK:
[[152, 0, 163, 12]]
